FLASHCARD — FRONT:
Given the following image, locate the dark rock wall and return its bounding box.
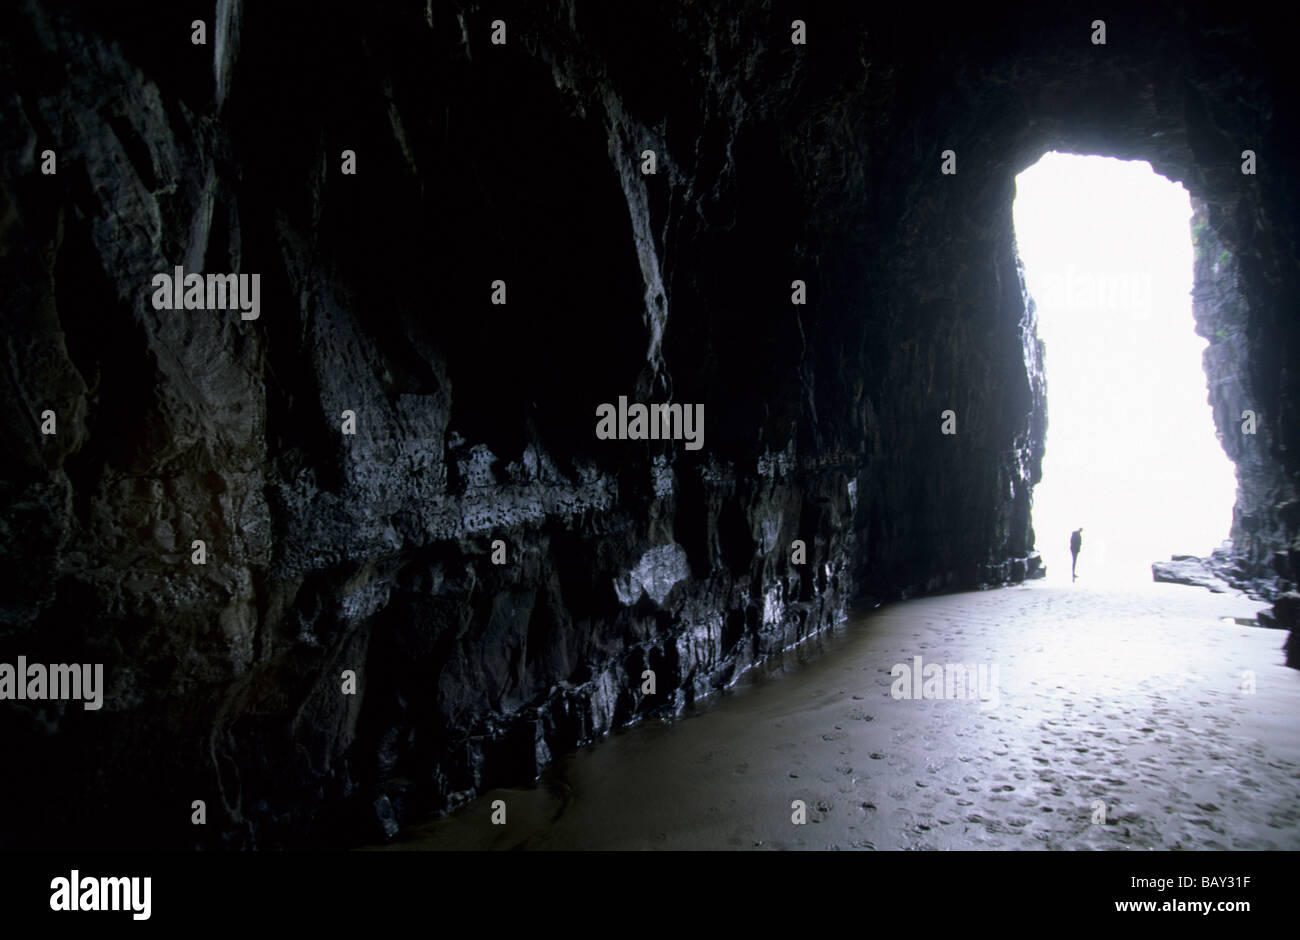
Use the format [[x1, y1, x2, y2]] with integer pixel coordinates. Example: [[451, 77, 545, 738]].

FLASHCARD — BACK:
[[0, 0, 1295, 847]]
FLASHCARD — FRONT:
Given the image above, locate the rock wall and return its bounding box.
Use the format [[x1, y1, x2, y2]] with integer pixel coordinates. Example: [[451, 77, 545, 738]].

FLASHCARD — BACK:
[[0, 1, 1295, 848], [1189, 197, 1300, 649]]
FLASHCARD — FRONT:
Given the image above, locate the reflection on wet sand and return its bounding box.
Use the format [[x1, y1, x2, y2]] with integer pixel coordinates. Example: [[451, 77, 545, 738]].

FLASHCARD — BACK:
[[373, 582, 1300, 851]]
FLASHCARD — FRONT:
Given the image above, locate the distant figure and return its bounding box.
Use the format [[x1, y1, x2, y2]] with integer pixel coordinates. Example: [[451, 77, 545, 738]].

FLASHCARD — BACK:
[[1070, 528, 1083, 581]]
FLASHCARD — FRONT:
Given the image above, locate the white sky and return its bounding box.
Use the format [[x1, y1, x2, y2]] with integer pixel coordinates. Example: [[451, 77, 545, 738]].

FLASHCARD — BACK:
[[1013, 152, 1237, 584]]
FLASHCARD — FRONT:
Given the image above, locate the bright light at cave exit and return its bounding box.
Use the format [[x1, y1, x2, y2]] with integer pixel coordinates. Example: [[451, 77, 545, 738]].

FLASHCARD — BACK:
[[1014, 152, 1237, 584]]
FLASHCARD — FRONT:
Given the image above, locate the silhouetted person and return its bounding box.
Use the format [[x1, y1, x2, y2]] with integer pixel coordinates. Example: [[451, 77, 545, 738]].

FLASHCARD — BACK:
[[1070, 528, 1083, 581]]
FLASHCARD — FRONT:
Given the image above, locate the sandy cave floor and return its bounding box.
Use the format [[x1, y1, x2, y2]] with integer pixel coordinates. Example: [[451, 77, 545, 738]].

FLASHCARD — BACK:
[[375, 580, 1300, 851]]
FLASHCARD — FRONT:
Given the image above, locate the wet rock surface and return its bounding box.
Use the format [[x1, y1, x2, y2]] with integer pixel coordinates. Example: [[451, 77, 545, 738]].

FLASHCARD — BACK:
[[1153, 543, 1240, 595], [1190, 199, 1300, 633], [0, 2, 1297, 848]]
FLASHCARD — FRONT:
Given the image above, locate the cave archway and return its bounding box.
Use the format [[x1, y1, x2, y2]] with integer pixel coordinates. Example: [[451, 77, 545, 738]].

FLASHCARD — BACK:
[[992, 45, 1298, 606], [1013, 152, 1237, 583]]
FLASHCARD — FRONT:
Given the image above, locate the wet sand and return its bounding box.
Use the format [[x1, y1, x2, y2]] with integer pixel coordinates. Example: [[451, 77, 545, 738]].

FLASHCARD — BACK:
[[377, 581, 1300, 850]]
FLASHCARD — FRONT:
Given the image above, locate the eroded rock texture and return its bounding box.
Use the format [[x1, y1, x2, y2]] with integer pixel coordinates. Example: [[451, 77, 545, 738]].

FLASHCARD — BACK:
[[0, 1, 1295, 847]]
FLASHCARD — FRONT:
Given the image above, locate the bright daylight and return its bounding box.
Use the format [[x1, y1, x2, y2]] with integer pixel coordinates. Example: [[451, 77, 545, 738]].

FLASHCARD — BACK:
[[1014, 152, 1237, 584]]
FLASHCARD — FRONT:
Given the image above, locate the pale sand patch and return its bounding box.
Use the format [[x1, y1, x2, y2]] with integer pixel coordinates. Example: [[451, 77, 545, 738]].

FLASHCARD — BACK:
[[376, 581, 1300, 850]]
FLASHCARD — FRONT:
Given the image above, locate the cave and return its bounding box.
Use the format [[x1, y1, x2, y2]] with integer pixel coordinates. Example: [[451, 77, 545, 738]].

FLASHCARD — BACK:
[[1, 0, 1298, 856]]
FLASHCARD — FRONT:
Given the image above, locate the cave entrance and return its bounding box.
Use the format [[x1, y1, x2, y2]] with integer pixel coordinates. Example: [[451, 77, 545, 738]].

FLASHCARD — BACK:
[[1013, 152, 1236, 584]]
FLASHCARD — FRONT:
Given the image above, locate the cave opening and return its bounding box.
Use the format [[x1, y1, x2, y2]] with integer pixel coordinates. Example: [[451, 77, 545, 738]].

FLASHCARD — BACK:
[[1013, 152, 1237, 584]]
